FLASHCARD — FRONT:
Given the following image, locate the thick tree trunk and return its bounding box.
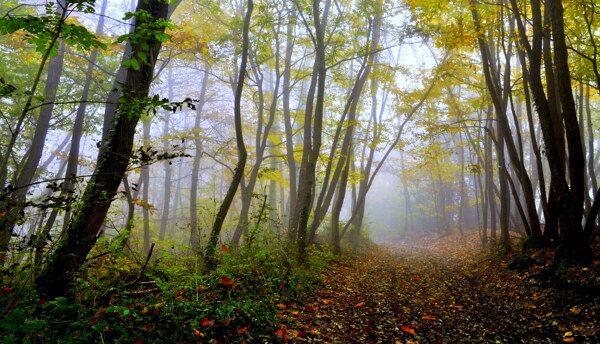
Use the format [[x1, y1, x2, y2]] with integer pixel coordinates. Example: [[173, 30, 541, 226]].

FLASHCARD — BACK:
[[35, 0, 169, 298], [549, 0, 590, 263]]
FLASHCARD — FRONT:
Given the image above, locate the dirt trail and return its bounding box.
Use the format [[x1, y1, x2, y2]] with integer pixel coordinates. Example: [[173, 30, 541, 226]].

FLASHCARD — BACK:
[[292, 234, 599, 344]]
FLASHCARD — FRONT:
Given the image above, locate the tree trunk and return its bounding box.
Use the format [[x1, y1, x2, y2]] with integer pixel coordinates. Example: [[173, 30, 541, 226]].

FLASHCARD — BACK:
[[190, 68, 209, 253], [293, 0, 331, 263], [35, 0, 170, 298], [158, 70, 174, 242], [204, 0, 252, 271]]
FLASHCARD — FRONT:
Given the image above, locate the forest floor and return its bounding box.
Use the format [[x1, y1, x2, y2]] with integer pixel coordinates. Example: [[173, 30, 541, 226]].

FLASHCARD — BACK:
[[281, 233, 600, 344]]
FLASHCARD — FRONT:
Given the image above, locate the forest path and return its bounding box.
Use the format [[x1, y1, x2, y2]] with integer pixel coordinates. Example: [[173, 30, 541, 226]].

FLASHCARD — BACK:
[[291, 233, 599, 343]]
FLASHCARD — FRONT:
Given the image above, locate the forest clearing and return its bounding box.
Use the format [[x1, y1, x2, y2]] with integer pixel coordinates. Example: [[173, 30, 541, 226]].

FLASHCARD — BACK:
[[1, 0, 600, 342]]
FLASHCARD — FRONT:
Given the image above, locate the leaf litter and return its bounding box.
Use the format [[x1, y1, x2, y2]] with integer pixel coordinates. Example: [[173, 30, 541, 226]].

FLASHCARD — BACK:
[[288, 232, 599, 343]]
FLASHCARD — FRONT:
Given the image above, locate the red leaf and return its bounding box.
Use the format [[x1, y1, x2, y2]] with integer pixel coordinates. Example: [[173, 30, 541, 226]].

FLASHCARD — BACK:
[[220, 244, 229, 253], [402, 324, 418, 335], [275, 328, 291, 340], [236, 326, 249, 334], [421, 315, 436, 320], [0, 287, 13, 295], [304, 305, 318, 313], [412, 276, 421, 282], [132, 338, 144, 344], [201, 318, 214, 327], [221, 276, 234, 286], [354, 302, 366, 308]]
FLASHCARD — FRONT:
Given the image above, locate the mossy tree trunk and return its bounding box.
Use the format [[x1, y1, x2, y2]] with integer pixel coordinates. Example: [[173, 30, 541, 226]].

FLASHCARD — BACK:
[[35, 0, 170, 298]]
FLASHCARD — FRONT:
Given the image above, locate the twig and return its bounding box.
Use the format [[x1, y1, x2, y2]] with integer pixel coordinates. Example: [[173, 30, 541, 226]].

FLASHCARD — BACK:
[[135, 243, 155, 283]]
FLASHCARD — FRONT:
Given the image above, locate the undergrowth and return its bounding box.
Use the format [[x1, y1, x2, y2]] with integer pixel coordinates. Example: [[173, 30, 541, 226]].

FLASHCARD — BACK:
[[0, 236, 332, 343]]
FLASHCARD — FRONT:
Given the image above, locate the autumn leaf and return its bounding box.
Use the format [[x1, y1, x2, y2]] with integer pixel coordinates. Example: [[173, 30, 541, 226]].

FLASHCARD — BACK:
[[236, 326, 249, 334], [354, 302, 366, 308], [221, 276, 234, 286], [193, 328, 204, 337], [402, 324, 418, 335], [412, 276, 422, 281], [305, 305, 318, 312], [201, 318, 214, 326], [421, 315, 436, 320], [275, 327, 291, 340], [219, 318, 232, 326], [220, 244, 229, 253], [1, 287, 13, 295]]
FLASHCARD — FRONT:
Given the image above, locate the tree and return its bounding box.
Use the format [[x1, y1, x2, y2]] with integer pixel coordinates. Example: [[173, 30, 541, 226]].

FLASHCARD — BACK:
[[204, 0, 253, 271], [35, 0, 171, 297], [0, 0, 105, 255]]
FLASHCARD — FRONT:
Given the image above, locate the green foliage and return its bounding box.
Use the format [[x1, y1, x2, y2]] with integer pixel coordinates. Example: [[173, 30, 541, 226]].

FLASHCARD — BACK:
[[0, 229, 329, 343], [116, 9, 175, 71], [0, 2, 105, 56]]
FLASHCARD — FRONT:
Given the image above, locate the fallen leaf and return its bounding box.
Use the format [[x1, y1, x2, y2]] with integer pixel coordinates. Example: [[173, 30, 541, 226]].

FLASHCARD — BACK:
[[563, 338, 575, 342], [402, 324, 418, 335], [221, 276, 234, 286], [275, 327, 291, 340], [193, 328, 204, 337], [201, 318, 214, 326], [354, 302, 366, 308], [220, 244, 229, 253], [421, 315, 436, 320], [236, 326, 249, 334], [412, 276, 422, 281], [0, 287, 13, 295]]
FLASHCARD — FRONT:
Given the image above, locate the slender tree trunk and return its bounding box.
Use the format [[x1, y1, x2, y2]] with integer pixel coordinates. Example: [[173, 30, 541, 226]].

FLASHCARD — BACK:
[[158, 70, 174, 242], [330, 150, 351, 255], [293, 0, 331, 263], [282, 6, 298, 229], [141, 120, 152, 255], [190, 68, 209, 253], [204, 0, 252, 270], [0, 36, 66, 254]]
